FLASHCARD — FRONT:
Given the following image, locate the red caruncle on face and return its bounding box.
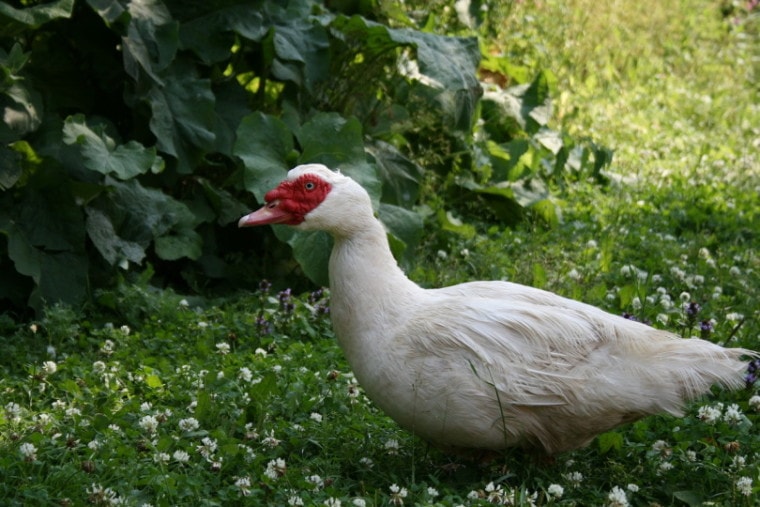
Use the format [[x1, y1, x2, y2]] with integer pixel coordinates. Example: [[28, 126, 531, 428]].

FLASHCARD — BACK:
[[263, 174, 332, 225]]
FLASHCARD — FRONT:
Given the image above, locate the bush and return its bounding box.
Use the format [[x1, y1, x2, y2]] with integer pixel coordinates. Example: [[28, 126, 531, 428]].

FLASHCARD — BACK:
[[0, 0, 607, 315]]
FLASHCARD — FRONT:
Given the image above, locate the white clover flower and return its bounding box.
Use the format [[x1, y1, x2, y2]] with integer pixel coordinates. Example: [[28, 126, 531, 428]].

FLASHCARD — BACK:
[[631, 297, 642, 310], [389, 483, 408, 505], [87, 439, 101, 451], [215, 342, 230, 355], [254, 348, 268, 357], [547, 483, 564, 499], [731, 455, 746, 469], [323, 499, 341, 507], [5, 402, 22, 421], [19, 442, 37, 461], [351, 499, 366, 507], [729, 266, 741, 277], [138, 415, 159, 434], [235, 476, 252, 496], [198, 321, 209, 328], [748, 395, 760, 411], [264, 458, 286, 479], [306, 474, 324, 490], [658, 461, 674, 474], [101, 339, 115, 355], [697, 404, 722, 424], [736, 476, 753, 496], [607, 485, 629, 507], [679, 291, 691, 302], [196, 437, 217, 459], [42, 361, 57, 375], [484, 482, 504, 503], [140, 402, 152, 412], [173, 450, 190, 463], [154, 452, 170, 464], [726, 312, 744, 322], [626, 484, 639, 493], [724, 403, 743, 425], [586, 240, 598, 249], [261, 430, 281, 448], [179, 299, 189, 307], [466, 490, 480, 500], [437, 250, 448, 260], [92, 361, 107, 374], [427, 487, 439, 498], [65, 407, 81, 418], [288, 495, 305, 506], [564, 471, 584, 487], [652, 440, 670, 454], [656, 313, 669, 325], [685, 450, 697, 462], [120, 325, 130, 335], [178, 417, 199, 432], [620, 264, 635, 277], [238, 367, 253, 382], [310, 412, 323, 423], [384, 439, 400, 454], [359, 457, 374, 468]]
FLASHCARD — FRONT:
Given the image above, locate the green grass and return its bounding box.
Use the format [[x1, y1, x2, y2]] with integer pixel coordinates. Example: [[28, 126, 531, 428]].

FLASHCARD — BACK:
[[1, 0, 759, 505]]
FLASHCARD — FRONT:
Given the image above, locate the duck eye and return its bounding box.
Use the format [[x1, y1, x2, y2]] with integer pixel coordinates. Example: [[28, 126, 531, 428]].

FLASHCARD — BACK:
[[305, 181, 315, 191]]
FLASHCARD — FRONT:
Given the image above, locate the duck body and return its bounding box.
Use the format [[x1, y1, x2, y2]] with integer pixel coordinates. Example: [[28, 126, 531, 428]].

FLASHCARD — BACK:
[[240, 164, 755, 454]]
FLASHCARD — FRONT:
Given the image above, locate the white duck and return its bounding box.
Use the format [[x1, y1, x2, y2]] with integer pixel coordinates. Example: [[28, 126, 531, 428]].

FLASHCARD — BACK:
[[239, 163, 755, 454]]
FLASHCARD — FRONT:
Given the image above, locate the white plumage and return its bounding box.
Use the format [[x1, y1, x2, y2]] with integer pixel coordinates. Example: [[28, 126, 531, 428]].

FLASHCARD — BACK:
[[239, 163, 755, 454]]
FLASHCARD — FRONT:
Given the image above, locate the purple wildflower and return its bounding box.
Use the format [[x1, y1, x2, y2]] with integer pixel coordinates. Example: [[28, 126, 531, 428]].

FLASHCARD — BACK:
[[256, 315, 272, 335], [258, 279, 272, 294], [686, 301, 701, 319], [747, 359, 760, 388], [700, 319, 713, 339], [278, 288, 294, 313]]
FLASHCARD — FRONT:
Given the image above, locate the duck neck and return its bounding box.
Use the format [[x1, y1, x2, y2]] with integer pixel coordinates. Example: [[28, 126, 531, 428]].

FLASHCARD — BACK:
[[328, 217, 421, 351]]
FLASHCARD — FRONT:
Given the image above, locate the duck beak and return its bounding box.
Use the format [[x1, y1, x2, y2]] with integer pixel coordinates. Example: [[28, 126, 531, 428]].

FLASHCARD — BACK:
[[238, 201, 294, 227]]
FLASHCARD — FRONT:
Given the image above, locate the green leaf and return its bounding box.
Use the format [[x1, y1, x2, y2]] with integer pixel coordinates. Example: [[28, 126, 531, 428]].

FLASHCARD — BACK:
[[86, 0, 127, 24], [234, 112, 294, 203], [389, 29, 481, 131], [671, 491, 704, 507], [297, 113, 381, 206], [154, 230, 202, 261], [437, 209, 476, 239], [145, 374, 163, 389], [598, 431, 624, 453], [378, 203, 423, 257], [85, 207, 146, 267], [122, 0, 177, 83], [367, 140, 423, 207], [62, 115, 162, 180], [270, 19, 330, 91], [146, 61, 216, 173], [0, 0, 75, 36], [532, 263, 547, 289], [0, 146, 22, 190]]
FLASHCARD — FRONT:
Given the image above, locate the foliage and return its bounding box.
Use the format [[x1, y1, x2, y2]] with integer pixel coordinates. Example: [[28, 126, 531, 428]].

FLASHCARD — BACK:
[[0, 0, 600, 314]]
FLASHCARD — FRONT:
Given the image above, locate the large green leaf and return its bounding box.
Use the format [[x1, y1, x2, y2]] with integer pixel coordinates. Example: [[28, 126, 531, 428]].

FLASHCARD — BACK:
[[389, 29, 481, 131], [85, 207, 146, 267], [234, 112, 295, 203], [0, 0, 75, 36], [122, 0, 178, 84], [367, 140, 423, 207], [146, 61, 216, 173], [297, 113, 381, 206], [62, 115, 164, 180]]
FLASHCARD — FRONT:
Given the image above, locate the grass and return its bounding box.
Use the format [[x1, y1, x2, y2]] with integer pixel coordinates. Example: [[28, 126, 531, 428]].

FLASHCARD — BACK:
[[1, 0, 759, 505]]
